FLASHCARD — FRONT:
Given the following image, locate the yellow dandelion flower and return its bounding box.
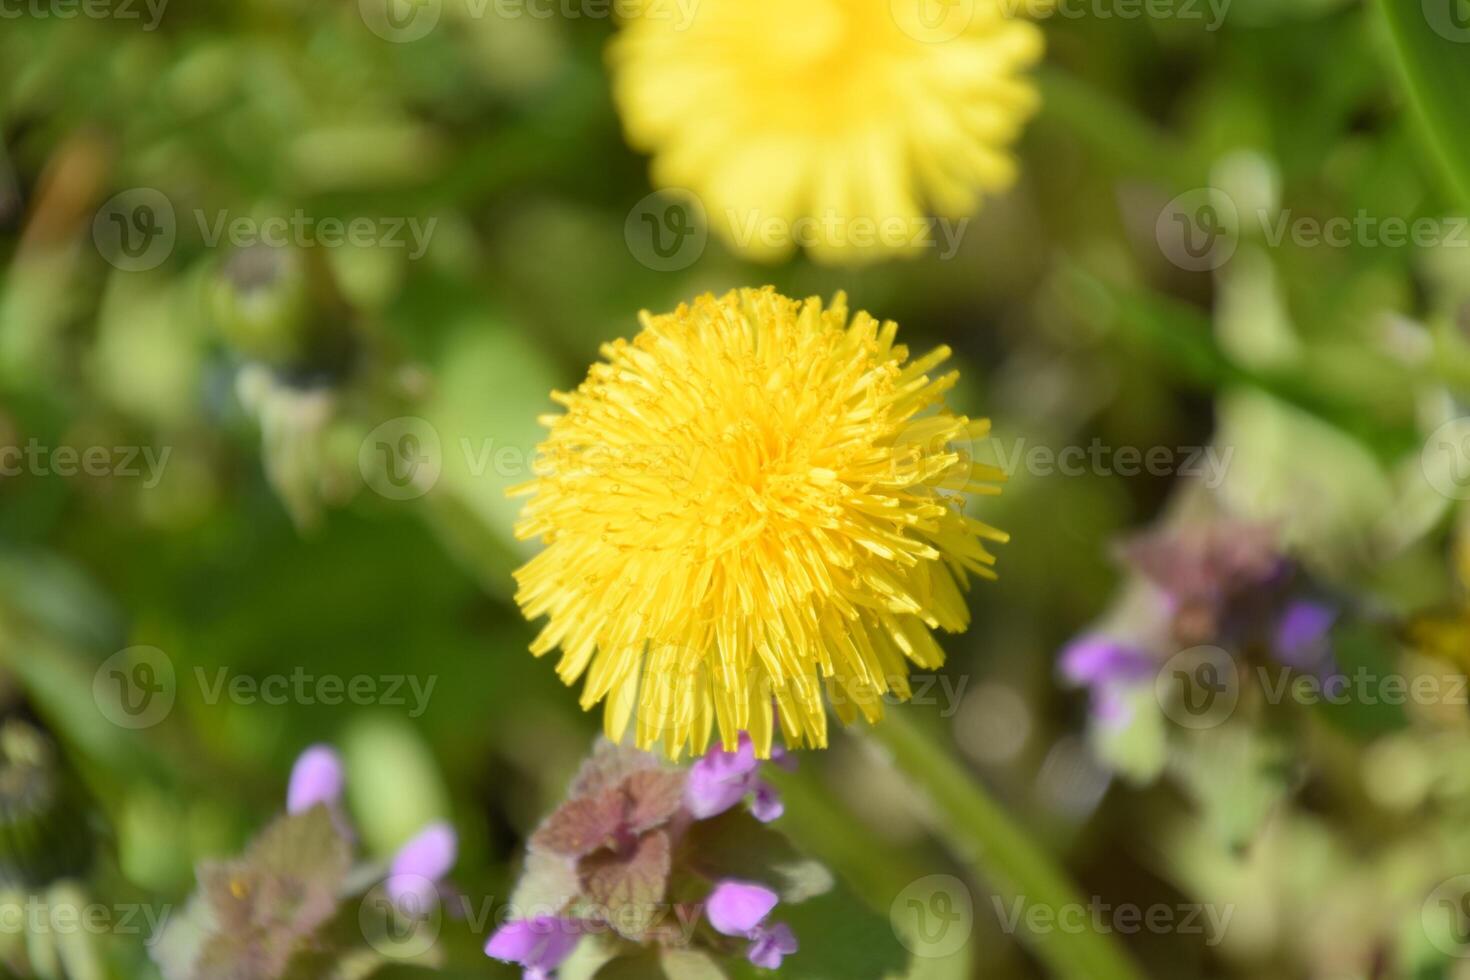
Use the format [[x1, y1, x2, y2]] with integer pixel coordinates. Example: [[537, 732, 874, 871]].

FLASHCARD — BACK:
[[511, 287, 1007, 759], [608, 0, 1043, 264]]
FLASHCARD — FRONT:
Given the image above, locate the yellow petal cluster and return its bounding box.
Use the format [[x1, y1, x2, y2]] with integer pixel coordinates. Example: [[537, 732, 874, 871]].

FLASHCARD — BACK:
[[609, 0, 1043, 264], [512, 287, 1006, 758]]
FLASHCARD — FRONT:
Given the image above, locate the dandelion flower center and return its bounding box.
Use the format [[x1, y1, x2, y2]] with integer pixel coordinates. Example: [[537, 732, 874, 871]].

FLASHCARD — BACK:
[[511, 288, 1007, 759]]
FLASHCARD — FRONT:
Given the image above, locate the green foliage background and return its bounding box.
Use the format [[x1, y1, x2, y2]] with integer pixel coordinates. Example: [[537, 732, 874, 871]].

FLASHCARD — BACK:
[[4, 0, 1470, 977]]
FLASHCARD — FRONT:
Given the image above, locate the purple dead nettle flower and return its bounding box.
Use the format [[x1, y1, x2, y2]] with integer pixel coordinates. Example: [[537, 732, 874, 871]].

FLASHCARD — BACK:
[[1119, 521, 1288, 647], [387, 821, 459, 915], [489, 738, 818, 978], [485, 916, 584, 980], [288, 744, 346, 814], [686, 732, 796, 823], [1059, 635, 1157, 726], [1272, 599, 1338, 677], [706, 880, 799, 971], [286, 745, 457, 913]]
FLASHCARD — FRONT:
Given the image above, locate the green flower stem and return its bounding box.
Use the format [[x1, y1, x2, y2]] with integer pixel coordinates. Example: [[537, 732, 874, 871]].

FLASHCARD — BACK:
[[1377, 0, 1470, 206], [870, 710, 1146, 980]]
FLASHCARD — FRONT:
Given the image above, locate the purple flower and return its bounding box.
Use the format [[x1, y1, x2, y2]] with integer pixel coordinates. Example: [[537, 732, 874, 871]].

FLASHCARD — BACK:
[[287, 745, 344, 814], [386, 822, 457, 914], [1273, 600, 1336, 672], [486, 916, 582, 980], [1059, 636, 1156, 688], [686, 733, 791, 823], [705, 880, 799, 971], [1118, 522, 1290, 646], [706, 880, 778, 936], [750, 782, 784, 822], [747, 922, 798, 969], [1059, 636, 1156, 726]]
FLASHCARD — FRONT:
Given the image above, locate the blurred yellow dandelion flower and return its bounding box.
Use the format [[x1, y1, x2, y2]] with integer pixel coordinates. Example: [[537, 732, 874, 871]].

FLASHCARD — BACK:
[[510, 287, 1007, 759], [609, 0, 1043, 264]]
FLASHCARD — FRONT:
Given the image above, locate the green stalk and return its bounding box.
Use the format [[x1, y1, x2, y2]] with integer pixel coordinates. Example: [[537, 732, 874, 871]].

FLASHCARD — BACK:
[[869, 710, 1145, 980], [1377, 0, 1470, 206]]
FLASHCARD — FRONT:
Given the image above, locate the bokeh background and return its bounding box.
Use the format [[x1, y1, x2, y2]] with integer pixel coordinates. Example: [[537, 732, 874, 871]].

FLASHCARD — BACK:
[[5, 0, 1470, 977]]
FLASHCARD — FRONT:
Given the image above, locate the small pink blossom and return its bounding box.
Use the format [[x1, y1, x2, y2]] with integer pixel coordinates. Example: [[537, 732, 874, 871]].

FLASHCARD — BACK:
[[486, 916, 582, 980], [685, 733, 793, 823]]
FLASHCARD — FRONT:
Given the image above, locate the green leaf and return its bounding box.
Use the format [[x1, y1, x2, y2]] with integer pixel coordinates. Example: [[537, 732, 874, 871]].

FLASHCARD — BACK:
[[1093, 688, 1169, 785], [594, 949, 728, 980], [509, 848, 582, 914], [150, 895, 215, 980], [682, 811, 834, 905], [245, 805, 353, 886], [1313, 623, 1409, 736], [1168, 727, 1294, 850], [774, 884, 911, 980], [578, 829, 672, 939], [1379, 0, 1470, 204], [342, 716, 453, 859]]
